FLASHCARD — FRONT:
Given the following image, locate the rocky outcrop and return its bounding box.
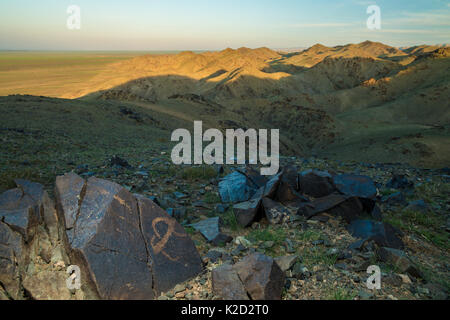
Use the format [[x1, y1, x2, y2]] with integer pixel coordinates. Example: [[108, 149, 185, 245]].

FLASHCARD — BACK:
[[0, 174, 203, 300], [55, 173, 203, 299]]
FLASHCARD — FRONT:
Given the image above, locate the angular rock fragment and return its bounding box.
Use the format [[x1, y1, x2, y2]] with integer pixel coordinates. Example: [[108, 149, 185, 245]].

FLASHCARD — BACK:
[[261, 172, 282, 199], [280, 165, 299, 190], [237, 166, 268, 189], [377, 247, 423, 279], [298, 169, 336, 198], [274, 255, 298, 273], [405, 200, 429, 213], [386, 174, 414, 190], [0, 183, 42, 241], [333, 174, 377, 199], [22, 271, 73, 300], [262, 197, 291, 224], [212, 253, 285, 300], [381, 192, 406, 205], [274, 166, 305, 205], [296, 194, 349, 219], [233, 199, 262, 228], [219, 171, 258, 204], [0, 221, 24, 300], [347, 220, 404, 250], [190, 217, 221, 242], [211, 233, 233, 246], [370, 204, 383, 221], [56, 174, 203, 300], [234, 253, 285, 300], [212, 263, 249, 300], [328, 197, 367, 222]]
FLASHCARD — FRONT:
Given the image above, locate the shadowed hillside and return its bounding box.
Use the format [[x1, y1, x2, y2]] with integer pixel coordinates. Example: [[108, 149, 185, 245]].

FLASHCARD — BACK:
[[62, 42, 450, 168]]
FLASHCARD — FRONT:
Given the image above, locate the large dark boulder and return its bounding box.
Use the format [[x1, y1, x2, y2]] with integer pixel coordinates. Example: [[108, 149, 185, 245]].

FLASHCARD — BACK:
[[136, 195, 203, 294], [56, 173, 203, 300]]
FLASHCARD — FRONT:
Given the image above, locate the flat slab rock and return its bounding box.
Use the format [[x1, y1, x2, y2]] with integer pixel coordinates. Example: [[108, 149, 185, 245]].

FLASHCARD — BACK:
[[333, 174, 377, 199], [55, 173, 203, 300], [212, 253, 285, 300], [347, 220, 404, 250], [0, 179, 56, 241]]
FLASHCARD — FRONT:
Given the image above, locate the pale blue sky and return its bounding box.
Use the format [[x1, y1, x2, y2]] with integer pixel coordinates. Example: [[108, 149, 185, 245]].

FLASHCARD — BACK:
[[0, 0, 449, 50]]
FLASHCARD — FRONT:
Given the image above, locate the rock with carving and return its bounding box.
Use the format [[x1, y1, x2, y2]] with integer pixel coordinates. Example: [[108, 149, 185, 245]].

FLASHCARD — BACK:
[[55, 173, 203, 300]]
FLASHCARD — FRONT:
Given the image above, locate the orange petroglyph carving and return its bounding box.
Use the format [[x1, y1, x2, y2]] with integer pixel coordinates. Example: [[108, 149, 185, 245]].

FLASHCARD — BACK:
[[113, 195, 133, 212], [150, 217, 186, 262]]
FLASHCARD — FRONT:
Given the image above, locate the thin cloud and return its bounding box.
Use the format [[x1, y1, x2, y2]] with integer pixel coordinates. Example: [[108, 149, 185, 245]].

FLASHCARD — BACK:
[[289, 23, 355, 28], [384, 10, 450, 27]]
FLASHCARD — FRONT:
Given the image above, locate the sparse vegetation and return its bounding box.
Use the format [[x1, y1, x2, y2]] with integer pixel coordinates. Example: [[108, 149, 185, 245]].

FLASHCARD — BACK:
[[204, 192, 221, 204], [248, 227, 287, 248], [222, 208, 240, 232], [326, 287, 358, 300], [180, 166, 218, 181], [300, 247, 338, 267]]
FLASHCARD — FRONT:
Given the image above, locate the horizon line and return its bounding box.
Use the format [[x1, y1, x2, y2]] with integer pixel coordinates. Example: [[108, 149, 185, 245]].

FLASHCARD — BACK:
[[0, 41, 448, 53]]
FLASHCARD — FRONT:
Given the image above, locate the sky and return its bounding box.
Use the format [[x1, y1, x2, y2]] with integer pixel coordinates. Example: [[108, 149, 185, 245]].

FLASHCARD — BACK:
[[0, 0, 449, 50]]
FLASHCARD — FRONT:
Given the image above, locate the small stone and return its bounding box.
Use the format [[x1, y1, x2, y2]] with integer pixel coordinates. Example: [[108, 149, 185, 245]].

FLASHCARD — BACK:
[[275, 255, 298, 273], [173, 284, 186, 294], [398, 274, 412, 285], [358, 290, 374, 300]]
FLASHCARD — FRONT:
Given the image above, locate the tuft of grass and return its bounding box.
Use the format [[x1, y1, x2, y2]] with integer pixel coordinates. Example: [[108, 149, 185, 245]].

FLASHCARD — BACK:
[[184, 226, 195, 236], [222, 208, 240, 232], [295, 229, 323, 242], [385, 209, 449, 249], [300, 247, 338, 267], [416, 262, 450, 293], [248, 227, 287, 248], [326, 287, 357, 300], [180, 166, 218, 181], [415, 181, 450, 205]]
